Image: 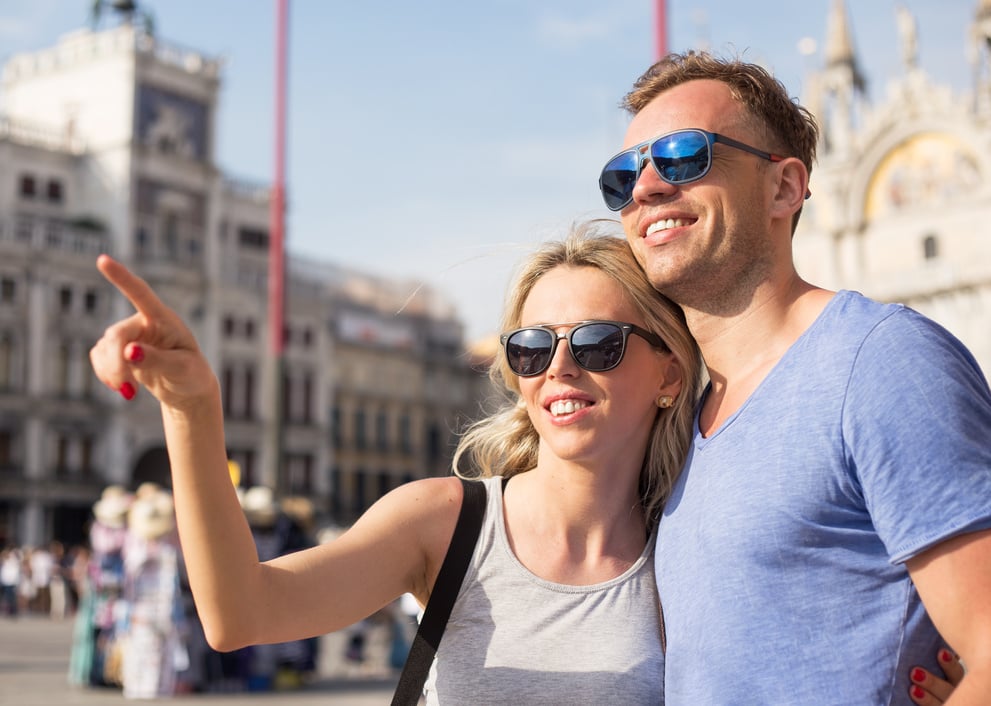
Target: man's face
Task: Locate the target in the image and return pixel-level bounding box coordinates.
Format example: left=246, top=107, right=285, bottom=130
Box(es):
left=616, top=79, right=775, bottom=307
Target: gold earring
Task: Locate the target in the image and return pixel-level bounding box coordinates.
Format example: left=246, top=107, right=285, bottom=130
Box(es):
left=656, top=394, right=674, bottom=409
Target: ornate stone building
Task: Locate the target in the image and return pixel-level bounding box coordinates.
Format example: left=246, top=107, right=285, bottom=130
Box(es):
left=0, top=21, right=487, bottom=548
left=795, top=0, right=991, bottom=376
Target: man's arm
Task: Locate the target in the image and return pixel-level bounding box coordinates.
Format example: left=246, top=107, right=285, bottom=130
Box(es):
left=907, top=528, right=991, bottom=705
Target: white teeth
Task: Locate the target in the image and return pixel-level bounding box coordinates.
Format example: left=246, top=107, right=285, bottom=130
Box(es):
left=549, top=400, right=589, bottom=416
left=646, top=218, right=690, bottom=235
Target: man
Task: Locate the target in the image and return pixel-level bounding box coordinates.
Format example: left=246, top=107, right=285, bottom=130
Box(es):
left=598, top=52, right=991, bottom=704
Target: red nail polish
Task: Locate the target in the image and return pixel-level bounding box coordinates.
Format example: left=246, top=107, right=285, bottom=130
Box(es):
left=127, top=344, right=144, bottom=363
left=911, top=667, right=925, bottom=683
left=119, top=382, right=136, bottom=400
left=911, top=685, right=925, bottom=699
left=940, top=649, right=953, bottom=663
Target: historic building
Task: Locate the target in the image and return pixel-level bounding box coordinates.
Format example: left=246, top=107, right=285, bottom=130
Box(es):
left=795, top=0, right=991, bottom=376
left=0, top=20, right=489, bottom=548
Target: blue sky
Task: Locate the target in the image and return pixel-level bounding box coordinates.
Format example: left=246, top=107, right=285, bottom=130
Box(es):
left=0, top=0, right=980, bottom=342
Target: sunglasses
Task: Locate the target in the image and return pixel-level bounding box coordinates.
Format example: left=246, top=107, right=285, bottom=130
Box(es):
left=500, top=320, right=667, bottom=377
left=599, top=128, right=791, bottom=211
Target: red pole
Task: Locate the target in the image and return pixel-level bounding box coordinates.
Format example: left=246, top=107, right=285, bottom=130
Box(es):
left=265, top=0, right=288, bottom=492
left=655, top=0, right=668, bottom=60
left=269, top=0, right=287, bottom=357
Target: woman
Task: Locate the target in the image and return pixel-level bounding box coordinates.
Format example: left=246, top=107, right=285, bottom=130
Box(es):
left=89, top=222, right=958, bottom=704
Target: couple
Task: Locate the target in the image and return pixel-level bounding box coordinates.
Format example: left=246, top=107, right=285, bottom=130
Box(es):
left=90, top=52, right=989, bottom=704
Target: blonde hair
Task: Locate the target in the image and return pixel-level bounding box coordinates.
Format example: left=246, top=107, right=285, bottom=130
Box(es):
left=453, top=221, right=702, bottom=524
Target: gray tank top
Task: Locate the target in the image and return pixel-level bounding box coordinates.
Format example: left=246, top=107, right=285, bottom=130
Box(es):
left=423, top=476, right=664, bottom=705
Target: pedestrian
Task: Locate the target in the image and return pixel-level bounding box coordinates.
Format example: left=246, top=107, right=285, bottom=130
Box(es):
left=0, top=546, right=21, bottom=617
left=48, top=541, right=69, bottom=620
left=70, top=485, right=131, bottom=687
left=17, top=547, right=36, bottom=614
left=88, top=223, right=958, bottom=704
left=65, top=544, right=90, bottom=617
left=28, top=542, right=55, bottom=615
left=119, top=488, right=189, bottom=699
left=601, top=50, right=991, bottom=704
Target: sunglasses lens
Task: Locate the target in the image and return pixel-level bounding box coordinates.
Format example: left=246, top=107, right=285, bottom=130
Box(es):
left=599, top=151, right=640, bottom=211
left=651, top=130, right=710, bottom=183
left=571, top=323, right=625, bottom=372
left=506, top=328, right=554, bottom=376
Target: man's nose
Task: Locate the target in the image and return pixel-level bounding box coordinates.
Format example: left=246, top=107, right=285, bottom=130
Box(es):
left=631, top=153, right=678, bottom=206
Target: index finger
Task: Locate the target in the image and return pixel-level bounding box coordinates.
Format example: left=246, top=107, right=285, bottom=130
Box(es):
left=96, top=254, right=173, bottom=320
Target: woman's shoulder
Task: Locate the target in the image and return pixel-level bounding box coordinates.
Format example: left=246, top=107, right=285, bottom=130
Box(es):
left=378, top=476, right=465, bottom=543
left=379, top=476, right=477, bottom=601
left=389, top=475, right=465, bottom=509
left=388, top=475, right=495, bottom=507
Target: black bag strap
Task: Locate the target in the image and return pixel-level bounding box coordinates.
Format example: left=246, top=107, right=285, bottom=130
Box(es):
left=391, top=477, right=487, bottom=706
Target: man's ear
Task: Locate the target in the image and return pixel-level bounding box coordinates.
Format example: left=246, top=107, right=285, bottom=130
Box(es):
left=770, top=157, right=809, bottom=221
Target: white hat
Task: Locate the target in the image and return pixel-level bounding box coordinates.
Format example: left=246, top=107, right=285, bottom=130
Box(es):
left=135, top=481, right=163, bottom=500
left=242, top=486, right=278, bottom=528
left=128, top=491, right=176, bottom=540
left=93, top=485, right=133, bottom=528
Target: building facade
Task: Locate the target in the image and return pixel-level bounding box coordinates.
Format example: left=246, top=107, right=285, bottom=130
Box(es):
left=0, top=22, right=489, bottom=548
left=795, top=0, right=991, bottom=376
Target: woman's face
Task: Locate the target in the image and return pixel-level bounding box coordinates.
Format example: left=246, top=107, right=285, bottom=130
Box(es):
left=516, top=265, right=682, bottom=471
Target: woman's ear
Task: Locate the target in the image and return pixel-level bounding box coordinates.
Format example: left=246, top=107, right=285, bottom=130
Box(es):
left=658, top=354, right=683, bottom=400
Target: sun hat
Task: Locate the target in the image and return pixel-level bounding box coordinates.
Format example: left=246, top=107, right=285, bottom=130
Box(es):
left=242, top=486, right=278, bottom=529
left=127, top=491, right=176, bottom=540
left=93, top=485, right=133, bottom=528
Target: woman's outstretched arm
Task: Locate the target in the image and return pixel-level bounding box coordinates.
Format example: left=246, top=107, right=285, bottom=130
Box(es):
left=90, top=255, right=461, bottom=651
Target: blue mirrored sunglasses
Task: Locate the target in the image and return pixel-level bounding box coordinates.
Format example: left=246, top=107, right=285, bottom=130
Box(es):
left=598, top=128, right=804, bottom=211
left=499, top=320, right=667, bottom=377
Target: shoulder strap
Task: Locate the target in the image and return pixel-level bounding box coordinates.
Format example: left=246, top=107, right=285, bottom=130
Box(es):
left=390, top=477, right=487, bottom=706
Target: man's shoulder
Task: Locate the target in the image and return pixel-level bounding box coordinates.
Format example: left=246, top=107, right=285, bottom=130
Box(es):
left=821, top=290, right=952, bottom=342
left=826, top=289, right=901, bottom=319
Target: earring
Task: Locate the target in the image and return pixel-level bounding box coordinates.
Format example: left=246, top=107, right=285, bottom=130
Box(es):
left=656, top=394, right=674, bottom=409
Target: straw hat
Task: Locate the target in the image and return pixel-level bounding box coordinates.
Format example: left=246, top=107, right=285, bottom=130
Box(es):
left=242, top=486, right=278, bottom=529
left=128, top=491, right=176, bottom=540
left=135, top=481, right=162, bottom=500
left=280, top=496, right=315, bottom=531
left=93, top=485, right=133, bottom=528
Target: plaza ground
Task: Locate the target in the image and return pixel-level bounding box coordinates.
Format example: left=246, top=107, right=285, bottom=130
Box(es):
left=0, top=614, right=399, bottom=705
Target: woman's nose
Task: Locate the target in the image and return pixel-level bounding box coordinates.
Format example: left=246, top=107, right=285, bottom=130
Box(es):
left=546, top=334, right=579, bottom=378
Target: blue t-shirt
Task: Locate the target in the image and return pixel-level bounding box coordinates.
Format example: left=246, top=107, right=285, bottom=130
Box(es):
left=655, top=291, right=991, bottom=705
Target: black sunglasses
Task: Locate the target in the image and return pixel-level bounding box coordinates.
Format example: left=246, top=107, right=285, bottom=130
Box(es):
left=500, top=320, right=667, bottom=377
left=599, top=128, right=798, bottom=211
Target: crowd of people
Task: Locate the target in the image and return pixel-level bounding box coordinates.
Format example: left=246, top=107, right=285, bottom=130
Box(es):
left=42, top=481, right=330, bottom=699
left=1, top=539, right=86, bottom=620
left=4, top=481, right=418, bottom=700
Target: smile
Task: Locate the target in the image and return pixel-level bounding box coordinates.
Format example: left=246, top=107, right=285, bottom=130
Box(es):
left=549, top=399, right=590, bottom=416
left=646, top=218, right=692, bottom=236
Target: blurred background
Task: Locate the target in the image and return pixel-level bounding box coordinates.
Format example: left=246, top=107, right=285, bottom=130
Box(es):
left=0, top=0, right=988, bottom=632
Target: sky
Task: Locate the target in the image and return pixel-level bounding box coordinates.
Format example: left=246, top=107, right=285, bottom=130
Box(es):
left=0, top=0, right=983, bottom=343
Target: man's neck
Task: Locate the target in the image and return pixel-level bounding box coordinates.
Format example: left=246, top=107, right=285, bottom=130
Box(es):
left=684, top=277, right=834, bottom=437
